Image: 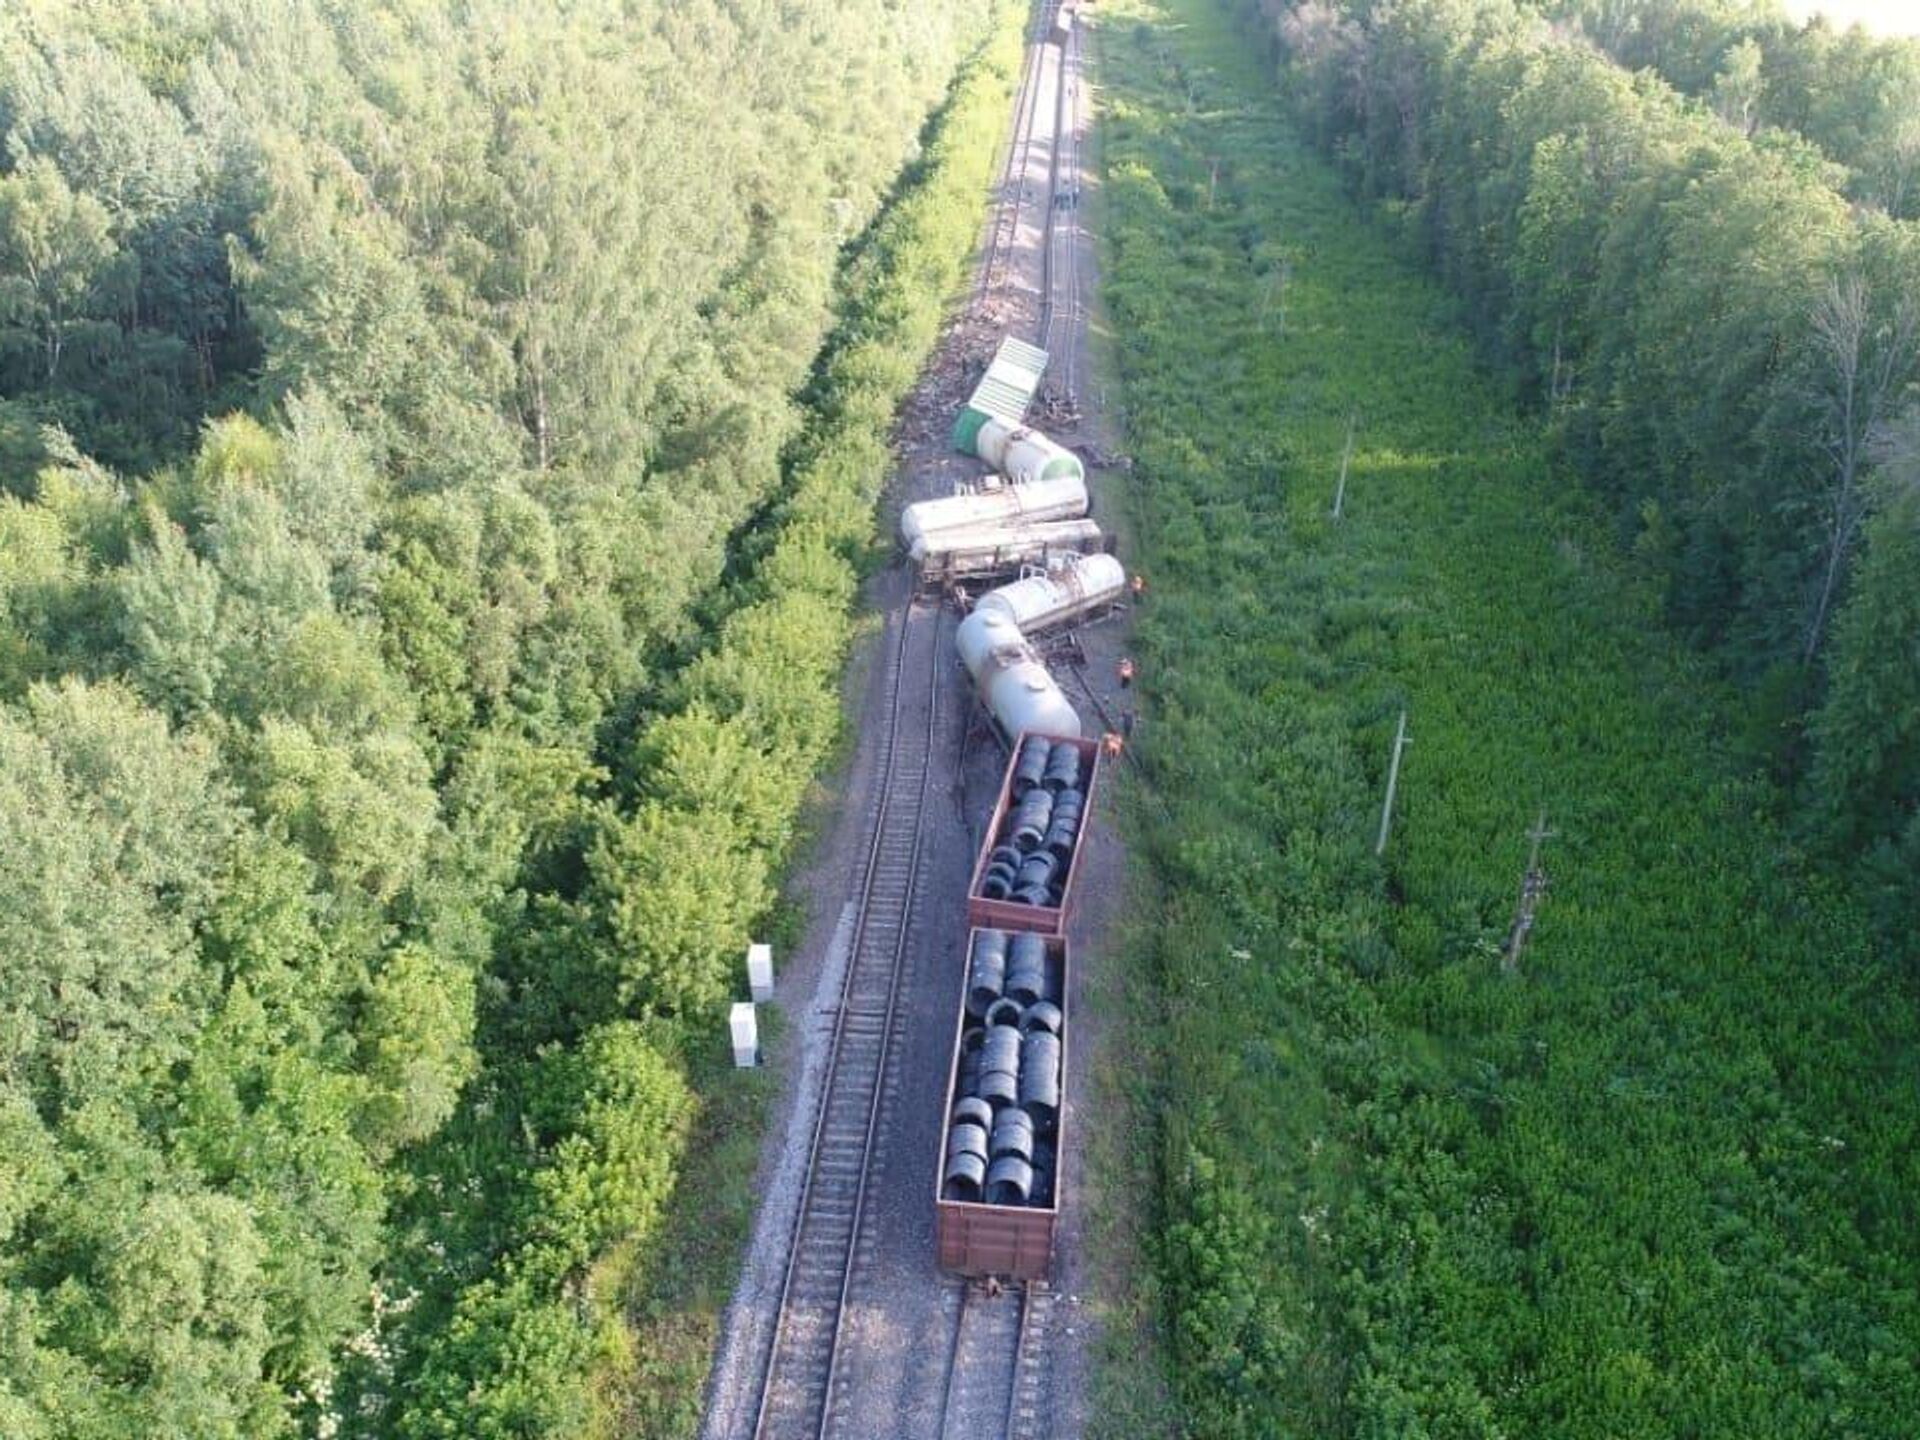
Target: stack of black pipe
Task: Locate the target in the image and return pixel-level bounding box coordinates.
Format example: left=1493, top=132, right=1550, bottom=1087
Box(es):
left=943, top=928, right=1063, bottom=1206
left=976, top=737, right=1085, bottom=909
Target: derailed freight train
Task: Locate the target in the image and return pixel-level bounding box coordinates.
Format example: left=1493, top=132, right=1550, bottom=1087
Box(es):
left=953, top=554, right=1124, bottom=742
left=924, top=340, right=1119, bottom=1280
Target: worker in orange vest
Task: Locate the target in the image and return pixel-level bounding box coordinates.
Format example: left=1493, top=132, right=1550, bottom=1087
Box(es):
left=1118, top=657, right=1135, bottom=688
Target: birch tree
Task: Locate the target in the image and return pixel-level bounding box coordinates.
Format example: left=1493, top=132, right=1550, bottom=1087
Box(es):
left=1802, top=270, right=1917, bottom=663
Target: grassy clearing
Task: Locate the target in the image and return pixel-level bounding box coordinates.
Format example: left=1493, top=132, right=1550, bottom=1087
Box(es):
left=1092, top=1, right=1920, bottom=1435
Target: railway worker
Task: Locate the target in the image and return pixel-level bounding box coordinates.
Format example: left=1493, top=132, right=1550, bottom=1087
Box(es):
left=1129, top=572, right=1146, bottom=602
left=1102, top=730, right=1124, bottom=759
left=1118, top=656, right=1135, bottom=689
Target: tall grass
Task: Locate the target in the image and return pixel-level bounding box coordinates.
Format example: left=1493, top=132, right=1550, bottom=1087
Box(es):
left=1092, top=1, right=1920, bottom=1435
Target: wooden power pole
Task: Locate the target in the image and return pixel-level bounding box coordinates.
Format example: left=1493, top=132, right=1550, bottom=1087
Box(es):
left=1332, top=410, right=1357, bottom=519
left=1375, top=709, right=1410, bottom=856
left=1502, top=809, right=1557, bottom=975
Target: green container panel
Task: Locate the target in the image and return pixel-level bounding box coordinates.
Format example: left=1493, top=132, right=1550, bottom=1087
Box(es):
left=952, top=405, right=991, bottom=455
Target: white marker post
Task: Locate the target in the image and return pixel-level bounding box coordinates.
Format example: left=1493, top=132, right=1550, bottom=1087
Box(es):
left=729, top=1003, right=759, bottom=1069
left=747, top=943, right=774, bottom=1003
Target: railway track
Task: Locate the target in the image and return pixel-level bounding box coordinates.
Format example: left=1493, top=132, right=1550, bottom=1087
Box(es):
left=974, top=4, right=1055, bottom=312
left=1039, top=7, right=1084, bottom=410
left=925, top=6, right=1077, bottom=1435
left=744, top=6, right=1076, bottom=1436
left=936, top=1281, right=1057, bottom=1440
left=748, top=598, right=943, bottom=1440
left=1055, top=13, right=1085, bottom=406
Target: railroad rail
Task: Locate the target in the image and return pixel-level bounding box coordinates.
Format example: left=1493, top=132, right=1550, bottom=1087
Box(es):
left=1055, top=13, right=1085, bottom=407
left=747, top=5, right=1076, bottom=1434
left=1039, top=7, right=1084, bottom=412
left=749, top=598, right=944, bottom=1440
left=975, top=3, right=1060, bottom=314
left=936, top=1281, right=1056, bottom=1440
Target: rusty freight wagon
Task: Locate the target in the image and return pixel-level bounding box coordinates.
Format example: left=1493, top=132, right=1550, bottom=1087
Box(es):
left=935, top=929, right=1069, bottom=1280
left=966, top=732, right=1098, bottom=937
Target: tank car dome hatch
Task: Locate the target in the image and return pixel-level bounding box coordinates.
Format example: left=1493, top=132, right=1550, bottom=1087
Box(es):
left=954, top=607, right=1020, bottom=679
left=981, top=648, right=1081, bottom=739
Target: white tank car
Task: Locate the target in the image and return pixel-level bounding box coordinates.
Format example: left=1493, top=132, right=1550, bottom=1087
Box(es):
left=967, top=553, right=1125, bottom=633
left=957, top=610, right=1082, bottom=739
left=899, top=473, right=1088, bottom=551
left=908, top=517, right=1104, bottom=570
left=973, top=418, right=1085, bottom=487
left=954, top=556, right=1126, bottom=739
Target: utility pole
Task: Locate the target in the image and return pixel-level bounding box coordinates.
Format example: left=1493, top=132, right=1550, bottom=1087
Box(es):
left=1332, top=410, right=1357, bottom=519
left=1502, top=809, right=1557, bottom=975
left=1375, top=709, right=1410, bottom=856
left=1258, top=259, right=1291, bottom=332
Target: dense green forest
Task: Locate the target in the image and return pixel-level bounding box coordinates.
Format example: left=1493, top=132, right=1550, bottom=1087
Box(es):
left=1261, top=0, right=1920, bottom=925
left=1091, top=0, right=1920, bottom=1434
left=1534, top=0, right=1920, bottom=218
left=0, top=1, right=1013, bottom=1435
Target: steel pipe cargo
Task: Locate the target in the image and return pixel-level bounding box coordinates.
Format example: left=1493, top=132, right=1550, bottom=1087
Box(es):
left=1018, top=1031, right=1062, bottom=1125
left=1005, top=957, right=1052, bottom=1008
left=985, top=1155, right=1035, bottom=1206
left=983, top=998, right=1025, bottom=1033
left=981, top=1022, right=1023, bottom=1066
left=1009, top=932, right=1049, bottom=979
left=1009, top=791, right=1054, bottom=851
left=1043, top=742, right=1083, bottom=792
left=951, top=1096, right=994, bottom=1131
left=966, top=932, right=1008, bottom=1015
left=1019, top=1000, right=1063, bottom=1036
left=977, top=1067, right=1018, bottom=1107
left=1016, top=853, right=1059, bottom=890
left=1013, top=737, right=1052, bottom=796
left=944, top=1151, right=986, bottom=1200
left=990, top=1107, right=1036, bottom=1161
left=967, top=735, right=1100, bottom=936
left=938, top=931, right=1072, bottom=1279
